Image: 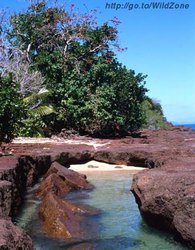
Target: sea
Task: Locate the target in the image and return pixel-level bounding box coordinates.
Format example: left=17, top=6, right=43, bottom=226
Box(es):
left=182, top=124, right=195, bottom=129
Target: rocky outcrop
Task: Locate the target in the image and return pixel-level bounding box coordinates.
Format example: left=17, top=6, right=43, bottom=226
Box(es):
left=0, top=126, right=194, bottom=248
left=131, top=167, right=195, bottom=247
left=0, top=156, right=52, bottom=216
left=94, top=150, right=163, bottom=167
left=0, top=155, right=52, bottom=249
left=39, top=192, right=100, bottom=239
left=0, top=219, right=34, bottom=250
left=0, top=181, right=12, bottom=219
left=173, top=192, right=195, bottom=246
left=36, top=162, right=97, bottom=240
left=43, top=161, right=93, bottom=189
left=0, top=151, right=94, bottom=248
left=36, top=162, right=93, bottom=197
left=35, top=173, right=73, bottom=197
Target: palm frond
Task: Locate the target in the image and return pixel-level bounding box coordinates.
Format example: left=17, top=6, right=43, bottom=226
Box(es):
left=34, top=105, right=54, bottom=116
left=23, top=88, right=50, bottom=105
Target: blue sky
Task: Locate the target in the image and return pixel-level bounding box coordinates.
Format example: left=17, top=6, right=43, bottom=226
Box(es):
left=1, top=0, right=195, bottom=124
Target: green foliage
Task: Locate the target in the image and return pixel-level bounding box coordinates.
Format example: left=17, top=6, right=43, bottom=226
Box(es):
left=51, top=60, right=147, bottom=136
left=19, top=88, right=54, bottom=137
left=0, top=74, right=25, bottom=142
left=18, top=111, right=47, bottom=137
left=1, top=1, right=165, bottom=138
left=141, top=98, right=167, bottom=129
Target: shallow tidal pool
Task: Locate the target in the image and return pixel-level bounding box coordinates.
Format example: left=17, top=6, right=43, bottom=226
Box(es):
left=15, top=170, right=190, bottom=250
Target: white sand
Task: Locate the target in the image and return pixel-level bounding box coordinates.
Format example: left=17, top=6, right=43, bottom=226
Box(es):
left=12, top=137, right=111, bottom=149
left=69, top=160, right=146, bottom=173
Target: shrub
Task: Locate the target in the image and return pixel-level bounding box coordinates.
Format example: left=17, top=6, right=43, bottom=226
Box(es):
left=141, top=98, right=167, bottom=129
left=0, top=74, right=25, bottom=142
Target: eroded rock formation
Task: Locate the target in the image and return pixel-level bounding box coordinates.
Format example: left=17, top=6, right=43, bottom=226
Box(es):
left=36, top=162, right=93, bottom=198
left=39, top=192, right=100, bottom=239
left=0, top=219, right=34, bottom=249
left=36, top=161, right=97, bottom=239
left=43, top=161, right=93, bottom=190
left=0, top=126, right=194, bottom=248
left=132, top=168, right=195, bottom=247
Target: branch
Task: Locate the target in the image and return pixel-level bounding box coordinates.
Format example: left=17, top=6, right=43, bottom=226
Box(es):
left=89, top=44, right=104, bottom=53
left=26, top=42, right=32, bottom=62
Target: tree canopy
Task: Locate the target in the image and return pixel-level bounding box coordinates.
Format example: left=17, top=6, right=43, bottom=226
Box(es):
left=0, top=1, right=166, bottom=141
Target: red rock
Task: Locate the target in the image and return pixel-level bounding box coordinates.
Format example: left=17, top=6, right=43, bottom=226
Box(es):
left=131, top=168, right=195, bottom=247
left=0, top=126, right=194, bottom=248
left=0, top=181, right=12, bottom=219
left=35, top=173, right=79, bottom=198
left=173, top=185, right=195, bottom=246
left=43, top=161, right=93, bottom=190
left=39, top=192, right=100, bottom=239
left=0, top=219, right=34, bottom=249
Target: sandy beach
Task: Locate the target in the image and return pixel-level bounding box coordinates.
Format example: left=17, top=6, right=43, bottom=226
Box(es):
left=69, top=160, right=146, bottom=173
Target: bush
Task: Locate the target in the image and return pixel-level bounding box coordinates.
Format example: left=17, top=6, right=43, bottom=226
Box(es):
left=141, top=98, right=167, bottom=129
left=51, top=61, right=147, bottom=136
left=0, top=74, right=25, bottom=142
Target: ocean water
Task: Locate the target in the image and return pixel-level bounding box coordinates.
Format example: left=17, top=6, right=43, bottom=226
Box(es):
left=15, top=171, right=190, bottom=250
left=182, top=124, right=195, bottom=129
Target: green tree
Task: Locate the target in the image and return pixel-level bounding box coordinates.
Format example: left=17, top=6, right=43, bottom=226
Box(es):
left=6, top=1, right=148, bottom=137
left=51, top=59, right=147, bottom=136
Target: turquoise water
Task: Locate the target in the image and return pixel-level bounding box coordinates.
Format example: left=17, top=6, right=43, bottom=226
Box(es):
left=15, top=171, right=190, bottom=250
